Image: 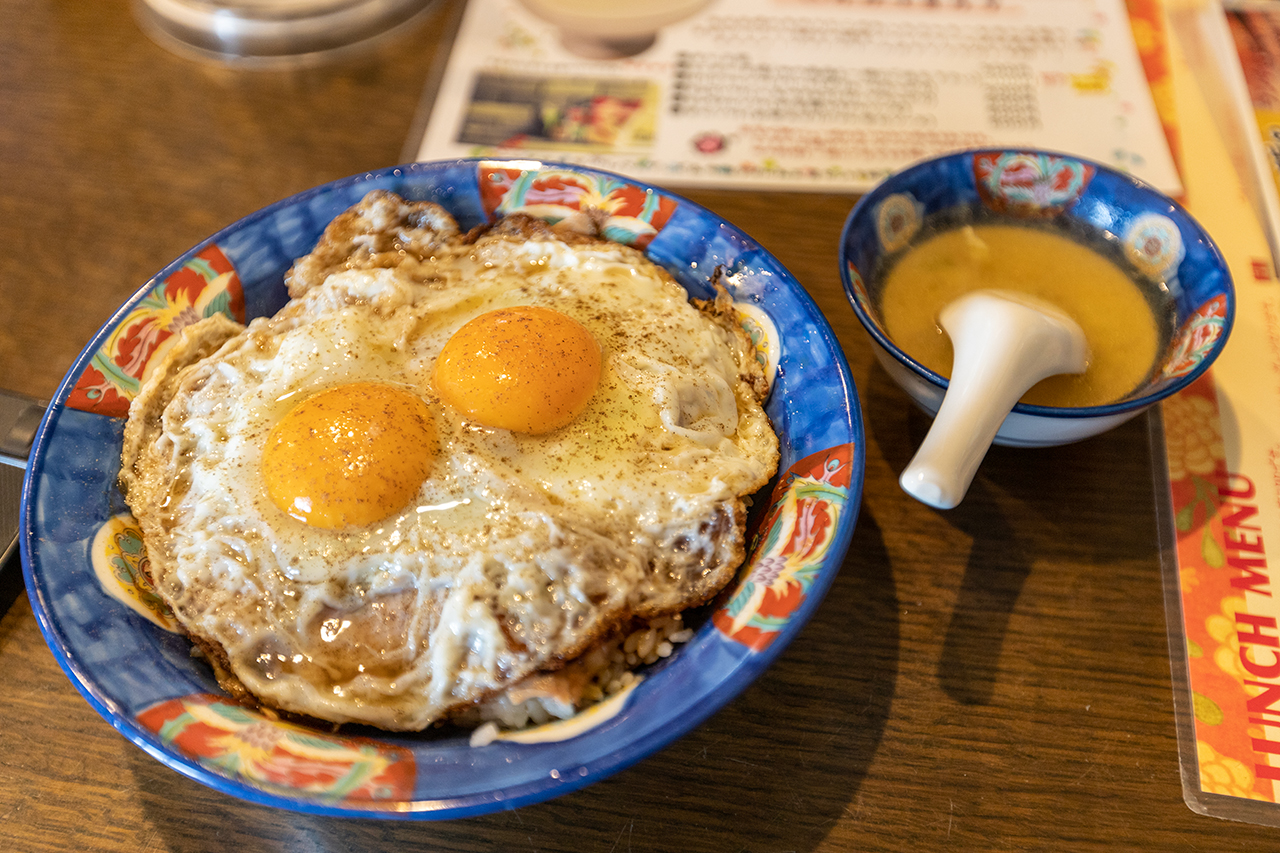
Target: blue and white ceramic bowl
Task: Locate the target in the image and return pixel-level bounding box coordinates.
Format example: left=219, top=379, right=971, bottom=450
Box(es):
left=21, top=160, right=863, bottom=818
left=840, top=148, right=1234, bottom=447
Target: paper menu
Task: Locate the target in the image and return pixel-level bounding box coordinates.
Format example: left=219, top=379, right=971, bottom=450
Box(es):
left=414, top=0, right=1182, bottom=194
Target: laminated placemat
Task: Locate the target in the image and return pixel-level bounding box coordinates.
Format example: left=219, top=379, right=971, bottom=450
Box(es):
left=1155, top=0, right=1280, bottom=826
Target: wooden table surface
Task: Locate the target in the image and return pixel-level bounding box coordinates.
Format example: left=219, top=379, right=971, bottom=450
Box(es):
left=2, top=1, right=1275, bottom=850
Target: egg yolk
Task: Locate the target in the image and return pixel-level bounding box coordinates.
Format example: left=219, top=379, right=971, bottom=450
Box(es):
left=262, top=382, right=436, bottom=530
left=433, top=305, right=602, bottom=434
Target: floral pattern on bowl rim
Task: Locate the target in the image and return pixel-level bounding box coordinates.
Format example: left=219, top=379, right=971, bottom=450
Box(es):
left=136, top=695, right=418, bottom=804
left=972, top=150, right=1094, bottom=216
left=714, top=443, right=856, bottom=651
left=67, top=245, right=244, bottom=418
left=478, top=164, right=678, bottom=249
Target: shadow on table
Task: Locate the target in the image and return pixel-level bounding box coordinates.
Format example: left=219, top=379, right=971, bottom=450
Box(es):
left=874, top=372, right=1158, bottom=707
left=0, top=546, right=26, bottom=621
left=127, top=512, right=900, bottom=853
left=942, top=412, right=1157, bottom=704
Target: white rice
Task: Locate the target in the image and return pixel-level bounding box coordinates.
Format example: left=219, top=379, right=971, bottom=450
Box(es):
left=460, top=613, right=694, bottom=744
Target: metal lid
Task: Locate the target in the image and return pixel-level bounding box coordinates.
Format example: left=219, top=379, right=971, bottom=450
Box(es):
left=133, top=0, right=438, bottom=66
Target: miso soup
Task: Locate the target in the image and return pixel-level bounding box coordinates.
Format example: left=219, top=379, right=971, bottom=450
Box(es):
left=878, top=223, right=1171, bottom=408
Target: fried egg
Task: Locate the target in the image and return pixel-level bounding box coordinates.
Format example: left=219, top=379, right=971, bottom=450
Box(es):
left=120, top=192, right=779, bottom=731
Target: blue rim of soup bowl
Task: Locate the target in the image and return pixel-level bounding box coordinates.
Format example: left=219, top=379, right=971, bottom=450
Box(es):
left=839, top=147, right=1235, bottom=421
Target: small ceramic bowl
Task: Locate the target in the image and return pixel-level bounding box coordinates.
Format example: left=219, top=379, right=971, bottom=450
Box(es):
left=515, top=0, right=712, bottom=58
left=839, top=148, right=1235, bottom=448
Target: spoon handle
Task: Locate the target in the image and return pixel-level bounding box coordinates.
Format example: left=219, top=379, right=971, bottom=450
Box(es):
left=899, top=291, right=1088, bottom=510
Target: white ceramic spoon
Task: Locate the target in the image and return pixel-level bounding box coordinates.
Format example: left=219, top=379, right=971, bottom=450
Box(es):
left=899, top=289, right=1090, bottom=510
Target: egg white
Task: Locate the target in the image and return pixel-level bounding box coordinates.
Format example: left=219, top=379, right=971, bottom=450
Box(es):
left=126, top=227, right=778, bottom=730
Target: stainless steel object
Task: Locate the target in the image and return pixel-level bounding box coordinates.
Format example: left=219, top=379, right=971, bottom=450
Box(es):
left=0, top=390, right=46, bottom=569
